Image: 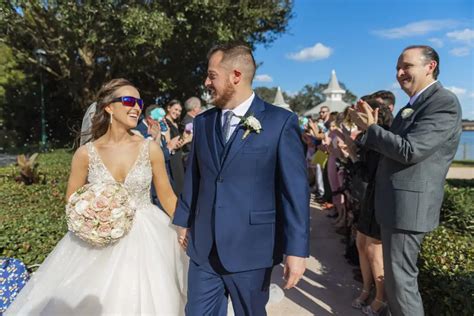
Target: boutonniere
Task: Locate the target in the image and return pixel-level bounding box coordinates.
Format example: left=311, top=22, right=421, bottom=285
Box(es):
left=401, top=108, right=414, bottom=119
left=236, top=114, right=262, bottom=139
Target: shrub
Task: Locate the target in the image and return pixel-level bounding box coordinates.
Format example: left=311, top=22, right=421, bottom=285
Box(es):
left=0, top=150, right=71, bottom=269
left=440, top=185, right=474, bottom=235
left=15, top=153, right=43, bottom=185
left=419, top=226, right=474, bottom=316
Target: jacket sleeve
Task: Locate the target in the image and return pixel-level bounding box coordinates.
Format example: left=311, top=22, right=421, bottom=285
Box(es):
left=172, top=120, right=200, bottom=228
left=363, top=94, right=461, bottom=164
left=277, top=113, right=310, bottom=257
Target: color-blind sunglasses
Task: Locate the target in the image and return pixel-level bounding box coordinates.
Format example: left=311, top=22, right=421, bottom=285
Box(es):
left=111, top=96, right=144, bottom=110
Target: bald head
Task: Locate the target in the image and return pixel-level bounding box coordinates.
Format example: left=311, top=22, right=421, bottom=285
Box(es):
left=207, top=43, right=256, bottom=84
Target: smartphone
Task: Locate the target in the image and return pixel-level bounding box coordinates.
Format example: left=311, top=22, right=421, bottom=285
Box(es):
left=185, top=122, right=193, bottom=133
left=159, top=120, right=168, bottom=132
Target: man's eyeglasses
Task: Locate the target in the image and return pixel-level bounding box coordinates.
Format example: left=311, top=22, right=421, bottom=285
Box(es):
left=111, top=96, right=144, bottom=110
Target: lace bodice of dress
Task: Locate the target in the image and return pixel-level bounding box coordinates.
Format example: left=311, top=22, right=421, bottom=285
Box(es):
left=86, top=140, right=153, bottom=208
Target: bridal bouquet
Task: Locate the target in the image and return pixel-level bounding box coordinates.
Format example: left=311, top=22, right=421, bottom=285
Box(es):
left=65, top=182, right=136, bottom=247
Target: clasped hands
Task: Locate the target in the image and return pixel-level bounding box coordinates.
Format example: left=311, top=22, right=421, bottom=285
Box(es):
left=348, top=99, right=379, bottom=131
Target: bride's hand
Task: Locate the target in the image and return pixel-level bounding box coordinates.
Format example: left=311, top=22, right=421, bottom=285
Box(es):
left=177, top=227, right=188, bottom=250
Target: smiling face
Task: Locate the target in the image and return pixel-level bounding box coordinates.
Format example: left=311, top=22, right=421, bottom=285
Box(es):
left=319, top=107, right=329, bottom=121
left=166, top=103, right=183, bottom=121
left=396, top=48, right=437, bottom=97
left=106, top=85, right=142, bottom=129
left=204, top=51, right=236, bottom=108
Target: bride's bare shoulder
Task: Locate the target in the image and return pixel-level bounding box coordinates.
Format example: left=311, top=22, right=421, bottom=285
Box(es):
left=70, top=144, right=89, bottom=167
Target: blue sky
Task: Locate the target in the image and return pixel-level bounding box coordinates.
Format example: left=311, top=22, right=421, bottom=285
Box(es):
left=252, top=0, right=474, bottom=118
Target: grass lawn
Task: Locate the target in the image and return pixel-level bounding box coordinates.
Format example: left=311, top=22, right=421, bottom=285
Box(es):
left=451, top=160, right=474, bottom=167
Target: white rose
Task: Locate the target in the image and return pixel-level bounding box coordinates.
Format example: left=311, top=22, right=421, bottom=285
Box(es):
left=111, top=207, right=125, bottom=220
left=401, top=108, right=414, bottom=119
left=247, top=116, right=261, bottom=130
left=75, top=200, right=89, bottom=215
left=111, top=228, right=125, bottom=239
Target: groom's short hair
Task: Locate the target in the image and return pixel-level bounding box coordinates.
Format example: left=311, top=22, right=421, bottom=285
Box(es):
left=207, top=42, right=256, bottom=82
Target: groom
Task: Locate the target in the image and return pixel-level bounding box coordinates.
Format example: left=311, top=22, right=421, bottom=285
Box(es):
left=173, top=43, right=310, bottom=315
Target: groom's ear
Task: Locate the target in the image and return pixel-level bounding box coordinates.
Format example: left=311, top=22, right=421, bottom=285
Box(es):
left=232, top=69, right=242, bottom=85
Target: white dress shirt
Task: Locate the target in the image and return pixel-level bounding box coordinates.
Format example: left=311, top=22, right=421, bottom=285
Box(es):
left=409, top=80, right=438, bottom=106
left=221, top=92, right=255, bottom=137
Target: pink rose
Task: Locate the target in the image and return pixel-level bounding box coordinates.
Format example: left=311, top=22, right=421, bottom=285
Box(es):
left=109, top=200, right=120, bottom=209
left=82, top=219, right=95, bottom=232
left=97, top=209, right=112, bottom=222
left=92, top=195, right=109, bottom=210
left=83, top=207, right=97, bottom=219
left=97, top=223, right=112, bottom=237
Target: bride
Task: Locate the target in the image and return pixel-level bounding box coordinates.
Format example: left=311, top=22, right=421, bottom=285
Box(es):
left=6, top=78, right=188, bottom=315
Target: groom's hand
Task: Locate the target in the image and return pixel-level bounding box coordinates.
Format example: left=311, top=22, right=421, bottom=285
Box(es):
left=283, top=255, right=306, bottom=289
left=177, top=227, right=188, bottom=250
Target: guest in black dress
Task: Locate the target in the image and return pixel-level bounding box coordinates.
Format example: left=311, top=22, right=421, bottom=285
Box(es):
left=352, top=98, right=393, bottom=315
left=164, top=100, right=185, bottom=195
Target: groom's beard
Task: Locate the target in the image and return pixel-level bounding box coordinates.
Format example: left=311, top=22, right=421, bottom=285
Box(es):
left=211, top=80, right=235, bottom=109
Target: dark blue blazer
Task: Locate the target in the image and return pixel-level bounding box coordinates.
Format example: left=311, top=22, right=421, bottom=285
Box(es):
left=173, top=96, right=310, bottom=272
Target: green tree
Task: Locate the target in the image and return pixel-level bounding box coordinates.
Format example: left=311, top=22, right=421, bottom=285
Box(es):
left=254, top=86, right=291, bottom=104
left=0, top=0, right=292, bottom=147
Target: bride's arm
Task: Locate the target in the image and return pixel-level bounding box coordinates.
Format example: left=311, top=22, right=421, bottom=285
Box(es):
left=65, top=146, right=89, bottom=201
left=149, top=141, right=177, bottom=217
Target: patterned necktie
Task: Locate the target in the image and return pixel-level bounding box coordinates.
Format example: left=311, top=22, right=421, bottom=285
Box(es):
left=222, top=111, right=234, bottom=143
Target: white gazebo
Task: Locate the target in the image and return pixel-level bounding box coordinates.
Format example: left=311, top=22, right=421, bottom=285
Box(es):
left=304, top=70, right=349, bottom=117
left=273, top=86, right=292, bottom=112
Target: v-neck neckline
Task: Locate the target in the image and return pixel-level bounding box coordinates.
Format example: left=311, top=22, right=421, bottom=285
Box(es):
left=91, top=140, right=146, bottom=184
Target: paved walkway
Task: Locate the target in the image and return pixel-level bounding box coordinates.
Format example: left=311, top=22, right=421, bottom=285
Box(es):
left=266, top=198, right=361, bottom=316
left=447, top=167, right=474, bottom=179
left=0, top=153, right=16, bottom=167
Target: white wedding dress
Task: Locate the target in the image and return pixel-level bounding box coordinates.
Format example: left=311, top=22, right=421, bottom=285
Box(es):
left=6, top=140, right=188, bottom=315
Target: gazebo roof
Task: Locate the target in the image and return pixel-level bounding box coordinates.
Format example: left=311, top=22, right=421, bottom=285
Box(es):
left=304, top=70, right=349, bottom=117
left=323, top=70, right=345, bottom=95
left=273, top=86, right=292, bottom=111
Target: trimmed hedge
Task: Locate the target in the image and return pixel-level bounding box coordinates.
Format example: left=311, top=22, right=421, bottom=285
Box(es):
left=419, top=179, right=474, bottom=316
left=0, top=150, right=71, bottom=268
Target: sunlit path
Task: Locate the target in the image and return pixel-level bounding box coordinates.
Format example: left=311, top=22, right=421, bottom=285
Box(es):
left=266, top=197, right=361, bottom=316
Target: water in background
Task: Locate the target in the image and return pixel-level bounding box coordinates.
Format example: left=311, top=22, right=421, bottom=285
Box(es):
left=456, top=131, right=474, bottom=160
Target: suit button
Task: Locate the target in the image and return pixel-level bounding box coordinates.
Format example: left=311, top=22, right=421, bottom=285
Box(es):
left=217, top=177, right=223, bottom=182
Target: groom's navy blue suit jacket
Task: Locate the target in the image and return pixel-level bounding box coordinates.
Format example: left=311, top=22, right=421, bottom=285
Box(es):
left=173, top=96, right=310, bottom=272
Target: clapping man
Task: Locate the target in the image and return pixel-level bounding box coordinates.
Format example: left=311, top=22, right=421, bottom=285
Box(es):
left=349, top=45, right=462, bottom=316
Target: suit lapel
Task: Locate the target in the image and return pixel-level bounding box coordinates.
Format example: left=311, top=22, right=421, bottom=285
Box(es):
left=410, top=81, right=441, bottom=111
left=205, top=109, right=220, bottom=171
left=220, top=96, right=266, bottom=173
left=391, top=82, right=442, bottom=133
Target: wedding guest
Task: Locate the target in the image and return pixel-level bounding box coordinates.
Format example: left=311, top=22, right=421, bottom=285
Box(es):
left=349, top=45, right=462, bottom=316
left=318, top=105, right=331, bottom=129
left=182, top=97, right=202, bottom=163
left=372, top=90, right=396, bottom=112
left=182, top=96, right=202, bottom=126
left=352, top=98, right=393, bottom=315
left=165, top=99, right=192, bottom=195
left=135, top=104, right=182, bottom=208
left=321, top=113, right=347, bottom=224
